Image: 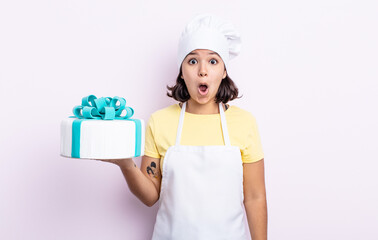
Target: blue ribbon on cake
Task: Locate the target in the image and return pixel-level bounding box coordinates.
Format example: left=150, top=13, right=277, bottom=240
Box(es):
left=70, top=95, right=142, bottom=158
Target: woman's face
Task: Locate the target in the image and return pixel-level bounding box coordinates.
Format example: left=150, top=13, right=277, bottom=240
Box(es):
left=181, top=49, right=227, bottom=105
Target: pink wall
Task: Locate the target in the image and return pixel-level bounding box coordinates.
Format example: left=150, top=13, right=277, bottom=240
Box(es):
left=1, top=1, right=378, bottom=239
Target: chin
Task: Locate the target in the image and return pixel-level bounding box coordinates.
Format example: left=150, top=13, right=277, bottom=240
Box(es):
left=194, top=98, right=214, bottom=105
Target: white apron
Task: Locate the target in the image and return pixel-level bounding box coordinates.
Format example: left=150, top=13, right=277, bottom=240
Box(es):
left=151, top=101, right=248, bottom=240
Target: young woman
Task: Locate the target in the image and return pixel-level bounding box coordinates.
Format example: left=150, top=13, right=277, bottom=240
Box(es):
left=102, top=14, right=267, bottom=240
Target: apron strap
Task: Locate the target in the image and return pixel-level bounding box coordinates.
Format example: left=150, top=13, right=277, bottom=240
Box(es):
left=219, top=102, right=231, bottom=146
left=175, top=101, right=231, bottom=146
left=175, top=101, right=187, bottom=145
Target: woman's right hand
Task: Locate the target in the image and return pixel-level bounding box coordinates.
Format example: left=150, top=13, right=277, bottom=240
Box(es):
left=94, top=158, right=135, bottom=169
left=94, top=155, right=162, bottom=207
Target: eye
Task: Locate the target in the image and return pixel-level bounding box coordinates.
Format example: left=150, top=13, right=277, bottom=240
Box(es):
left=210, top=59, right=218, bottom=64
left=188, top=58, right=198, bottom=64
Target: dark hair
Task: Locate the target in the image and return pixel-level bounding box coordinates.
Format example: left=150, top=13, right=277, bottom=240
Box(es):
left=166, top=68, right=242, bottom=104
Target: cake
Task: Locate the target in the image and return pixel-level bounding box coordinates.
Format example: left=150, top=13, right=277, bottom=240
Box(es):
left=60, top=95, right=145, bottom=159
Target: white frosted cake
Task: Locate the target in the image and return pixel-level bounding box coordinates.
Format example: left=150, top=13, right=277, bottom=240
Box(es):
left=60, top=95, right=145, bottom=159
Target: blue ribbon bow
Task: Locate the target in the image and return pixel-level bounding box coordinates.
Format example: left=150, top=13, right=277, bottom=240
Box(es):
left=70, top=95, right=142, bottom=158
left=72, top=95, right=134, bottom=120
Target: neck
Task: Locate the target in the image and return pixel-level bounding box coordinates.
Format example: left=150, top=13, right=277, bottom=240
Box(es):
left=184, top=99, right=224, bottom=114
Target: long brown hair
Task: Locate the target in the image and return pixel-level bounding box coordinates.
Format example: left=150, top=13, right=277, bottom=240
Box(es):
left=166, top=68, right=242, bottom=104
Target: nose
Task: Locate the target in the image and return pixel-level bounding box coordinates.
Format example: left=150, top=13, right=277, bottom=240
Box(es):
left=198, top=64, right=208, bottom=77
left=199, top=72, right=207, bottom=77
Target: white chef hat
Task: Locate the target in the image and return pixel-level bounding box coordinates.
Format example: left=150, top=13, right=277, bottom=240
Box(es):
left=177, top=13, right=241, bottom=71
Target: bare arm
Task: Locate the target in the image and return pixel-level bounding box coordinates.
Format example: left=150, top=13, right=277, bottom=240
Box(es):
left=243, top=158, right=267, bottom=240
left=99, top=155, right=162, bottom=207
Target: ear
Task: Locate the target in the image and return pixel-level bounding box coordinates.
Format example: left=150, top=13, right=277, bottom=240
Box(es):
left=223, top=69, right=227, bottom=79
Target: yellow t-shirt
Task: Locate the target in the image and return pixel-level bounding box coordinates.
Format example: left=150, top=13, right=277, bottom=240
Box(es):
left=144, top=103, right=264, bottom=173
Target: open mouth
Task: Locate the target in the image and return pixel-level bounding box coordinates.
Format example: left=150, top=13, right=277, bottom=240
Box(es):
left=198, top=83, right=209, bottom=95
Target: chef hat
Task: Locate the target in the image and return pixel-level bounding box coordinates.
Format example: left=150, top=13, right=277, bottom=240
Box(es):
left=177, top=13, right=241, bottom=71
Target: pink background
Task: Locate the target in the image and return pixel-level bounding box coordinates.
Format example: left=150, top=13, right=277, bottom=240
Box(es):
left=1, top=1, right=377, bottom=239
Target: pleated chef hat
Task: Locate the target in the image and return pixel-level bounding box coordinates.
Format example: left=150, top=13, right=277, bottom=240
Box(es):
left=177, top=13, right=241, bottom=71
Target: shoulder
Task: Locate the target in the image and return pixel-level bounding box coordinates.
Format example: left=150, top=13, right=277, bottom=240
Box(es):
left=228, top=105, right=257, bottom=123
left=147, top=104, right=180, bottom=129
left=150, top=104, right=180, bottom=120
